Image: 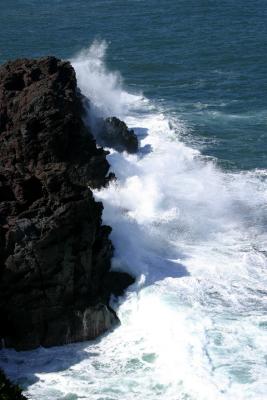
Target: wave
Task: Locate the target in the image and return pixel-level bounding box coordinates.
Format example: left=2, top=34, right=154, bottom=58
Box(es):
left=1, top=40, right=266, bottom=400
left=71, top=40, right=140, bottom=120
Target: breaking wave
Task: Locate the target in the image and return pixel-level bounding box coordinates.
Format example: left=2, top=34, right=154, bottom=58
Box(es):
left=1, top=40, right=267, bottom=400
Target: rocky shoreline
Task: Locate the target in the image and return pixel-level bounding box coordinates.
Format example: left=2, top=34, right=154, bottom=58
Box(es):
left=0, top=56, right=135, bottom=353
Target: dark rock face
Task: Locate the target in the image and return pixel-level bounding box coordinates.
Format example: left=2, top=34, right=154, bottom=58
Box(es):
left=0, top=57, right=133, bottom=350
left=99, top=117, right=138, bottom=154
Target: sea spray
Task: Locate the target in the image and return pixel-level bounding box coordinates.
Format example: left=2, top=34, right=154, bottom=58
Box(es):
left=72, top=40, right=139, bottom=120
left=0, top=41, right=266, bottom=400
left=75, top=41, right=267, bottom=399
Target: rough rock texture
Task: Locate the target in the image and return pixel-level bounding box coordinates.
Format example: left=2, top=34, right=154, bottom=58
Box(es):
left=0, top=57, right=134, bottom=350
left=99, top=116, right=138, bottom=153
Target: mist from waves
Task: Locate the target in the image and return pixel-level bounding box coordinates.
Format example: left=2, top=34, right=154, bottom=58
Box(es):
left=1, top=41, right=267, bottom=400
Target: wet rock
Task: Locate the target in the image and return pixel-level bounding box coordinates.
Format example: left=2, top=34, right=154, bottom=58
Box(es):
left=99, top=116, right=138, bottom=153
left=0, top=57, right=133, bottom=350
left=103, top=271, right=135, bottom=298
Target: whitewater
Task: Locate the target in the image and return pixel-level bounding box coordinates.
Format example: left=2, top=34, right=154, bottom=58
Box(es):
left=0, top=41, right=266, bottom=400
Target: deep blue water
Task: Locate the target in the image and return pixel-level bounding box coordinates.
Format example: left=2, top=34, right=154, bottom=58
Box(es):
left=1, top=2, right=267, bottom=400
left=0, top=0, right=266, bottom=170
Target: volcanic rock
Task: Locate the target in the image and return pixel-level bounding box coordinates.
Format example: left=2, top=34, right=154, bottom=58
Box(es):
left=99, top=116, right=138, bottom=153
left=0, top=56, right=133, bottom=350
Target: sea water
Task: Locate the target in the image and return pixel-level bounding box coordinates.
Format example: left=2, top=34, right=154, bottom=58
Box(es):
left=0, top=1, right=266, bottom=399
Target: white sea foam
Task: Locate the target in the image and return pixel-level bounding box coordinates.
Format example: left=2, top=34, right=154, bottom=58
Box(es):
left=71, top=40, right=139, bottom=121
left=1, top=41, right=266, bottom=400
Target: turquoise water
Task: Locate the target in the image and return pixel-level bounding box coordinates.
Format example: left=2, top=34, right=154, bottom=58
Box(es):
left=0, top=0, right=266, bottom=169
left=0, top=2, right=267, bottom=400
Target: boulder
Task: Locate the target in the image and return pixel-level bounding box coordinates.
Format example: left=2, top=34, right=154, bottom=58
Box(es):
left=99, top=116, right=138, bottom=153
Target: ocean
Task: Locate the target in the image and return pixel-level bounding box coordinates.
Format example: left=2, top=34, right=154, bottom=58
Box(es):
left=0, top=1, right=266, bottom=399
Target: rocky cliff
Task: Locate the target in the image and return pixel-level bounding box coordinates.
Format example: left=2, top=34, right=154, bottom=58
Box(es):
left=0, top=56, right=134, bottom=350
